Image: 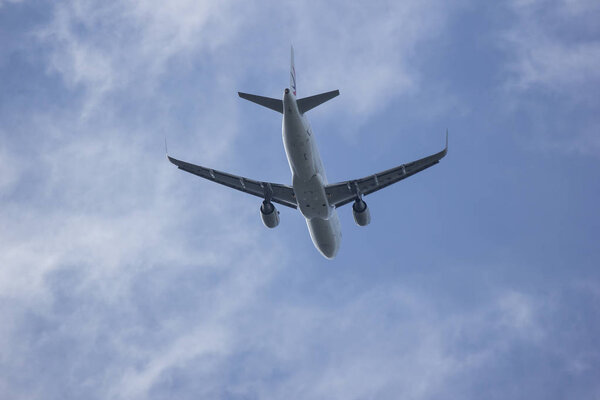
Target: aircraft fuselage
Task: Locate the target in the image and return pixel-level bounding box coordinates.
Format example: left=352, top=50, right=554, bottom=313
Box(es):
left=282, top=89, right=341, bottom=258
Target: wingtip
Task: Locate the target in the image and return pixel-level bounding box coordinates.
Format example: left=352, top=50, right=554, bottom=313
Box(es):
left=165, top=137, right=177, bottom=164
left=445, top=129, right=448, bottom=150
left=166, top=153, right=178, bottom=166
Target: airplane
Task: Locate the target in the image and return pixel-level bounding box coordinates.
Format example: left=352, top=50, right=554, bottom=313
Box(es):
left=167, top=47, right=447, bottom=259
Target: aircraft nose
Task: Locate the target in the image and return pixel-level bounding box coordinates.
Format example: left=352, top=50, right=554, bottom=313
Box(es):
left=285, top=88, right=290, bottom=94
left=318, top=242, right=339, bottom=259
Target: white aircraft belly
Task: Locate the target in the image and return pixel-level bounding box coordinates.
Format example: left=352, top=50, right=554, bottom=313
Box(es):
left=292, top=173, right=330, bottom=219
left=282, top=112, right=314, bottom=179
left=306, top=212, right=341, bottom=259
left=282, top=94, right=341, bottom=257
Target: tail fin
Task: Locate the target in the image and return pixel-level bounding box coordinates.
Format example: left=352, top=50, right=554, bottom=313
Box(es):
left=290, top=45, right=297, bottom=96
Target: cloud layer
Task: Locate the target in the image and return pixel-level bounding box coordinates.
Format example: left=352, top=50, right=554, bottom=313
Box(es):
left=1, top=0, right=599, bottom=399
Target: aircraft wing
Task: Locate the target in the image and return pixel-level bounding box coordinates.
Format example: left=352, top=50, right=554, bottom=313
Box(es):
left=325, top=135, right=448, bottom=208
left=168, top=156, right=298, bottom=209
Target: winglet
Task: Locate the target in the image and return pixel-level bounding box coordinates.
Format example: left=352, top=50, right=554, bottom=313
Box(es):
left=165, top=137, right=178, bottom=166
left=445, top=129, right=448, bottom=150
left=437, top=129, right=448, bottom=158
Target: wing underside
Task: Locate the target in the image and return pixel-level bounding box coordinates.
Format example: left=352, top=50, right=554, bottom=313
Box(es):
left=168, top=156, right=297, bottom=209
left=325, top=137, right=448, bottom=208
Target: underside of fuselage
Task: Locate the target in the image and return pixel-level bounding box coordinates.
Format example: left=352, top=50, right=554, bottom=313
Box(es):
left=306, top=215, right=341, bottom=259
left=282, top=89, right=341, bottom=258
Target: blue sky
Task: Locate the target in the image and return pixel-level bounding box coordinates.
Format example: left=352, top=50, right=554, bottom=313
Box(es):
left=1, top=0, right=599, bottom=399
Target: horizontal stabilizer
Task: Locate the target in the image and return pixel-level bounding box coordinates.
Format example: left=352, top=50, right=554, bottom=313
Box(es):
left=238, top=92, right=283, bottom=113
left=297, top=90, right=339, bottom=114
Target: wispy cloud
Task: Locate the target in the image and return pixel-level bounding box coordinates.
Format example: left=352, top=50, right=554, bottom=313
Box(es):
left=37, top=1, right=244, bottom=116
left=1, top=3, right=285, bottom=398
left=287, top=1, right=452, bottom=115
left=2, top=1, right=599, bottom=399
left=502, top=0, right=600, bottom=93
left=37, top=0, right=459, bottom=133
left=497, top=0, right=600, bottom=156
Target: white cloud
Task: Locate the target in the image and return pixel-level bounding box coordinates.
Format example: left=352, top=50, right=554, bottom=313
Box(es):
left=38, top=0, right=244, bottom=115
left=504, top=33, right=600, bottom=93
left=37, top=0, right=458, bottom=130
left=284, top=1, right=454, bottom=122
left=502, top=0, right=600, bottom=93
left=0, top=118, right=286, bottom=397
left=1, top=4, right=285, bottom=391
left=4, top=1, right=599, bottom=398
left=499, top=0, right=600, bottom=156
left=496, top=290, right=543, bottom=341
left=214, top=286, right=553, bottom=399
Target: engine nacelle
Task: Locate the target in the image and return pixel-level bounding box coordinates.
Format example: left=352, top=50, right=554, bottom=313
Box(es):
left=352, top=199, right=371, bottom=226
left=260, top=200, right=280, bottom=228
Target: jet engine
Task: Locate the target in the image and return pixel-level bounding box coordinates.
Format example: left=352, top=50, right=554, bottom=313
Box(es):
left=260, top=200, right=280, bottom=228
left=352, top=198, right=371, bottom=226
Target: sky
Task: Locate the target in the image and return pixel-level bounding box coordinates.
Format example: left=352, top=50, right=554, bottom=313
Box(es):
left=1, top=0, right=599, bottom=399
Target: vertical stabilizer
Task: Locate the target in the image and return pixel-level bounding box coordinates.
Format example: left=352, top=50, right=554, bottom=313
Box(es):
left=290, top=46, right=296, bottom=96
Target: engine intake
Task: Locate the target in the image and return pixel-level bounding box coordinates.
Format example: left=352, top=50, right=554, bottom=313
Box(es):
left=352, top=199, right=371, bottom=226
left=260, top=200, right=280, bottom=228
